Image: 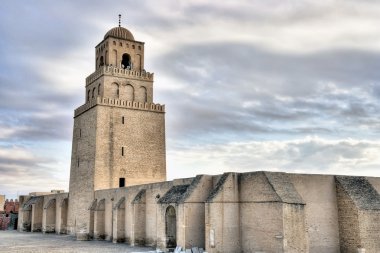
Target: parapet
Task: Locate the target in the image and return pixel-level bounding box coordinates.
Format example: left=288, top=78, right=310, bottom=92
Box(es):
left=86, top=65, right=154, bottom=86
left=74, top=96, right=165, bottom=117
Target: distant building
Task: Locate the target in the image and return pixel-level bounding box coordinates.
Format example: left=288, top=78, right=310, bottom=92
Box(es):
left=0, top=195, right=4, bottom=212
left=17, top=21, right=380, bottom=253
left=0, top=197, right=19, bottom=230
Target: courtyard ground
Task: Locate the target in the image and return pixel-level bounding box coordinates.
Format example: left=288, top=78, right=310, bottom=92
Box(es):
left=0, top=230, right=156, bottom=253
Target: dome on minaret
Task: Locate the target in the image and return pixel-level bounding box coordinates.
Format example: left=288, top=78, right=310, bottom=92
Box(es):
left=104, top=26, right=134, bottom=41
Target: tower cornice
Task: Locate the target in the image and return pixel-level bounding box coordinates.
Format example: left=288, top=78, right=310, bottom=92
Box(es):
left=74, top=96, right=164, bottom=118
left=86, top=66, right=154, bottom=87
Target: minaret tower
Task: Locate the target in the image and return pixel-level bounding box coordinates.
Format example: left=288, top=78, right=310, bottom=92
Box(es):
left=67, top=17, right=166, bottom=237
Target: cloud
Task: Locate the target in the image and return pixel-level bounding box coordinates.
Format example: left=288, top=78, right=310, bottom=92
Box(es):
left=0, top=145, right=69, bottom=199
left=168, top=137, right=380, bottom=179
left=155, top=43, right=380, bottom=143
left=1, top=0, right=380, bottom=199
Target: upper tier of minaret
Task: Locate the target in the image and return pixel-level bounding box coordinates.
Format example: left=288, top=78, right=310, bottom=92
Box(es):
left=95, top=25, right=145, bottom=72
left=83, top=21, right=157, bottom=106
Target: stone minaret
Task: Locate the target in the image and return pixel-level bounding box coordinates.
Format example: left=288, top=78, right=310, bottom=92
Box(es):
left=67, top=22, right=166, bottom=238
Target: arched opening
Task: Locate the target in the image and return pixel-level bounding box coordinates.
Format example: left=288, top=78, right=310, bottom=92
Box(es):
left=98, top=84, right=101, bottom=95
left=87, top=90, right=91, bottom=102
left=105, top=50, right=108, bottom=65
left=138, top=86, right=147, bottom=103
left=165, top=205, right=177, bottom=249
left=60, top=198, right=68, bottom=234
left=115, top=197, right=125, bottom=242
left=136, top=54, right=142, bottom=72
left=22, top=208, right=32, bottom=232
left=88, top=199, right=97, bottom=239
left=121, top=53, right=131, bottom=69
left=95, top=199, right=105, bottom=240
left=45, top=199, right=56, bottom=233
left=125, top=84, right=134, bottom=101
left=99, top=56, right=104, bottom=67
left=110, top=83, right=119, bottom=99
left=92, top=87, right=96, bottom=99
left=113, top=49, right=117, bottom=66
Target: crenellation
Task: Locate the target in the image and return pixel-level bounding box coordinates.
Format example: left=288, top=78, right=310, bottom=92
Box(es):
left=86, top=66, right=153, bottom=86
left=74, top=96, right=164, bottom=117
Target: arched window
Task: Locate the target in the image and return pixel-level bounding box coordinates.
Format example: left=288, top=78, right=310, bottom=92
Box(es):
left=99, top=56, right=104, bottom=67
left=98, top=84, right=101, bottom=95
left=105, top=51, right=108, bottom=65
left=139, top=86, right=147, bottom=102
left=121, top=53, right=131, bottom=69
left=87, top=90, right=91, bottom=102
left=111, top=83, right=119, bottom=99
left=125, top=84, right=134, bottom=101
left=136, top=54, right=142, bottom=72
left=92, top=88, right=96, bottom=98
left=113, top=49, right=117, bottom=66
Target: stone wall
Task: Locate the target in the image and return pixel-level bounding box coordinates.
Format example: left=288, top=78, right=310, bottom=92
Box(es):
left=67, top=106, right=97, bottom=237
left=290, top=174, right=340, bottom=253
left=206, top=173, right=241, bottom=253
left=283, top=204, right=307, bottom=253
left=336, top=176, right=380, bottom=253
left=94, top=105, right=166, bottom=190
left=17, top=170, right=380, bottom=253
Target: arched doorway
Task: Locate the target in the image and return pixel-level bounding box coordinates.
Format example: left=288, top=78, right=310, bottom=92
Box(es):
left=60, top=198, right=68, bottom=234
left=88, top=199, right=97, bottom=239
left=165, top=205, right=176, bottom=248
left=95, top=199, right=105, bottom=240
left=115, top=197, right=125, bottom=242
left=45, top=199, right=56, bottom=233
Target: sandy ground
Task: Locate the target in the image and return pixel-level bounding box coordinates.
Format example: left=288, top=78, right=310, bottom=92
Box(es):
left=0, top=230, right=156, bottom=253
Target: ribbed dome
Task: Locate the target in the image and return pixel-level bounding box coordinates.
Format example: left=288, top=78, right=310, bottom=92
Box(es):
left=104, top=26, right=134, bottom=41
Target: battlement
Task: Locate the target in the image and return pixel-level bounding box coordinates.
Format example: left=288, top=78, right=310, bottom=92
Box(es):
left=74, top=96, right=165, bottom=117
left=85, top=66, right=154, bottom=86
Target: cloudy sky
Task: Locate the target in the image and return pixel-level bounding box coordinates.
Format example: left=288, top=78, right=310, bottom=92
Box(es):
left=1, top=0, right=380, bottom=199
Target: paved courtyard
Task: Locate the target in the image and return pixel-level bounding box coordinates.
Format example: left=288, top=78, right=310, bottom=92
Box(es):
left=0, top=231, right=156, bottom=253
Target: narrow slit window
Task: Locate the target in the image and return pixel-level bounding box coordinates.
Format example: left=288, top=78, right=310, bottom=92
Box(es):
left=79, top=129, right=81, bottom=138
left=122, top=116, right=125, bottom=124
left=122, top=147, right=124, bottom=156
left=77, top=158, right=79, bottom=167
left=119, top=178, right=125, bottom=187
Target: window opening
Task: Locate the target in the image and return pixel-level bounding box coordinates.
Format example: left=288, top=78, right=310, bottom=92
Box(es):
left=99, top=56, right=104, bottom=67
left=121, top=53, right=131, bottom=69
left=119, top=178, right=125, bottom=187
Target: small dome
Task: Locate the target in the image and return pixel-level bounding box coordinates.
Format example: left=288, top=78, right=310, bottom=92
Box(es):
left=104, top=26, right=134, bottom=41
